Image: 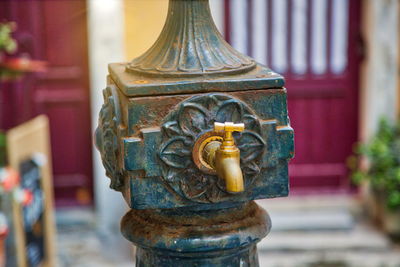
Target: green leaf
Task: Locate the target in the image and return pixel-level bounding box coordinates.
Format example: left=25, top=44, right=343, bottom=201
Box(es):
left=387, top=191, right=400, bottom=210
left=350, top=117, right=400, bottom=209
left=0, top=22, right=17, bottom=54
left=0, top=132, right=6, bottom=167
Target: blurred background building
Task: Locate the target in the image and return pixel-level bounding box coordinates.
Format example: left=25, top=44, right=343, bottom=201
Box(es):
left=0, top=0, right=399, bottom=266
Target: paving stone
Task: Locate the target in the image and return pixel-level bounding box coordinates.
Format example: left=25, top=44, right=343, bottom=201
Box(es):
left=258, top=250, right=400, bottom=267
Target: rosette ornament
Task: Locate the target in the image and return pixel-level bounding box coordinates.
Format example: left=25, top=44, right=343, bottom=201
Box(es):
left=158, top=94, right=265, bottom=203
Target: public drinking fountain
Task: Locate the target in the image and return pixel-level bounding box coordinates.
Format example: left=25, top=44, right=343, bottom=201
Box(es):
left=95, top=0, right=294, bottom=265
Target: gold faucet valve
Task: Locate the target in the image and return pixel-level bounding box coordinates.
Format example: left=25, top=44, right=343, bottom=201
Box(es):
left=212, top=122, right=245, bottom=193
left=214, top=122, right=245, bottom=150
left=193, top=122, right=246, bottom=193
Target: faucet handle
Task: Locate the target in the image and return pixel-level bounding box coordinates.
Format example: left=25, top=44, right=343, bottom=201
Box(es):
left=214, top=122, right=244, bottom=133
left=214, top=122, right=245, bottom=148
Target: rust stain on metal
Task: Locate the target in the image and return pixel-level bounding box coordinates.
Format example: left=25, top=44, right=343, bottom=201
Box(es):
left=121, top=201, right=270, bottom=243
left=133, top=80, right=149, bottom=84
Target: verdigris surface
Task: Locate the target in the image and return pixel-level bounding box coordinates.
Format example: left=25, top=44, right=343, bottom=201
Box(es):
left=95, top=0, right=294, bottom=266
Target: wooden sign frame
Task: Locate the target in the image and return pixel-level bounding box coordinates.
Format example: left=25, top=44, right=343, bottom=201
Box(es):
left=6, top=115, right=56, bottom=267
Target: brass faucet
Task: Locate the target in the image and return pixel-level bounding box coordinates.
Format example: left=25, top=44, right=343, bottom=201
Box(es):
left=202, top=122, right=245, bottom=193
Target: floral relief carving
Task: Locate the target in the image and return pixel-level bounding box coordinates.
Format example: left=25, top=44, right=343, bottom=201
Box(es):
left=159, top=94, right=265, bottom=203
left=95, top=87, right=124, bottom=192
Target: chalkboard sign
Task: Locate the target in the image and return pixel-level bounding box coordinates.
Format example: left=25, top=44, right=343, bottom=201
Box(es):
left=5, top=116, right=56, bottom=267
left=19, top=159, right=45, bottom=267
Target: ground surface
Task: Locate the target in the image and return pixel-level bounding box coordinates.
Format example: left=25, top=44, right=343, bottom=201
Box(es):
left=56, top=195, right=400, bottom=267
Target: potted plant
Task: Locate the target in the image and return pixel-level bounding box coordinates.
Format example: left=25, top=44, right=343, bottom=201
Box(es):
left=351, top=119, right=400, bottom=238
left=0, top=21, right=46, bottom=81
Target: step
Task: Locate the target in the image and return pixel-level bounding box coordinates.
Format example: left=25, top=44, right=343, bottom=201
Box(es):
left=258, top=224, right=390, bottom=252
left=256, top=195, right=358, bottom=232
left=256, top=195, right=391, bottom=252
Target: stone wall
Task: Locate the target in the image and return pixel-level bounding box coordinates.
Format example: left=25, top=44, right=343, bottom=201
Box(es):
left=360, top=0, right=399, bottom=141
left=87, top=0, right=131, bottom=257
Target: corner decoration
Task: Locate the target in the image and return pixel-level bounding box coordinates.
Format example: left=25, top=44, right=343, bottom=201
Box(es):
left=95, top=86, right=125, bottom=191
left=159, top=93, right=265, bottom=203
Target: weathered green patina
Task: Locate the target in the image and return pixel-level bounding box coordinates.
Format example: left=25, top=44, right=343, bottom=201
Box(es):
left=95, top=0, right=294, bottom=265
left=121, top=90, right=292, bottom=209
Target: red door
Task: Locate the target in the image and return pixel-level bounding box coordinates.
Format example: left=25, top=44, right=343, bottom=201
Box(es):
left=224, top=0, right=362, bottom=192
left=0, top=1, right=93, bottom=206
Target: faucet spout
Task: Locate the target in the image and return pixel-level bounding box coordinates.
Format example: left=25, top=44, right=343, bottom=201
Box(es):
left=200, top=122, right=245, bottom=193
left=215, top=148, right=244, bottom=193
